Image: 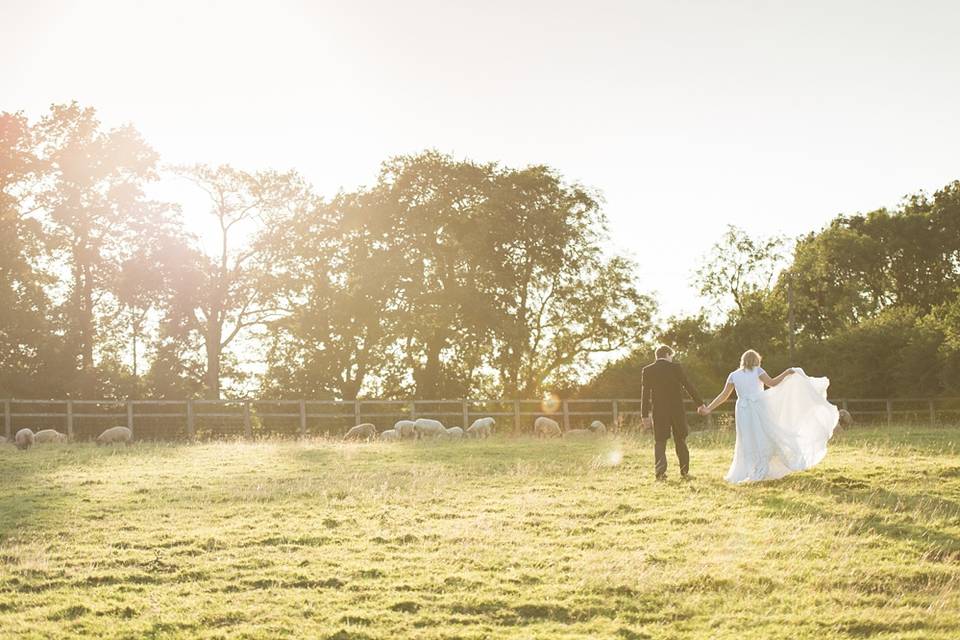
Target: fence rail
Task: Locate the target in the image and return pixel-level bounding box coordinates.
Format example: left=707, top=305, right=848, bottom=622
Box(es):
left=2, top=397, right=958, bottom=441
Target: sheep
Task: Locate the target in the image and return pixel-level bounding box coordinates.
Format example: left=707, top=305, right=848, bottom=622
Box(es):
left=413, top=418, right=447, bottom=439
left=34, top=429, right=68, bottom=444
left=343, top=423, right=377, bottom=442
left=533, top=416, right=562, bottom=438
left=393, top=420, right=417, bottom=439
left=379, top=429, right=399, bottom=442
left=445, top=426, right=464, bottom=440
left=837, top=409, right=854, bottom=428
left=96, top=426, right=132, bottom=446
left=466, top=417, right=494, bottom=439
left=14, top=428, right=34, bottom=450
left=565, top=420, right=608, bottom=439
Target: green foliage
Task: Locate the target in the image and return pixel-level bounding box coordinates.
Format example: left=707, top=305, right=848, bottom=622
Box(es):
left=3, top=101, right=959, bottom=402
left=259, top=151, right=654, bottom=399
left=586, top=181, right=960, bottom=400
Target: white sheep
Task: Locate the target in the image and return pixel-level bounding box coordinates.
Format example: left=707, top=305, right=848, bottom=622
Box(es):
left=534, top=416, right=562, bottom=438
left=343, top=423, right=377, bottom=442
left=466, top=417, right=494, bottom=439
left=445, top=426, right=464, bottom=440
left=837, top=409, right=854, bottom=428
left=96, top=426, right=132, bottom=445
left=34, top=429, right=68, bottom=444
left=379, top=429, right=399, bottom=442
left=589, top=420, right=607, bottom=435
left=413, top=418, right=447, bottom=439
left=14, top=428, right=34, bottom=450
left=393, top=420, right=417, bottom=439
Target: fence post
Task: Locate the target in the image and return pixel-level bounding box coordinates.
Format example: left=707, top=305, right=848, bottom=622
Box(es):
left=562, top=400, right=570, bottom=432
left=3, top=400, right=10, bottom=440
left=126, top=400, right=134, bottom=438
left=354, top=399, right=361, bottom=425
left=186, top=400, right=195, bottom=440
left=299, top=400, right=307, bottom=437
left=410, top=401, right=417, bottom=420
left=841, top=399, right=849, bottom=412
left=886, top=399, right=893, bottom=425
left=707, top=412, right=714, bottom=429
left=66, top=400, right=74, bottom=439
left=929, top=399, right=936, bottom=426
left=462, top=399, right=469, bottom=430
left=244, top=401, right=252, bottom=439
left=514, top=399, right=521, bottom=433
left=612, top=400, right=619, bottom=431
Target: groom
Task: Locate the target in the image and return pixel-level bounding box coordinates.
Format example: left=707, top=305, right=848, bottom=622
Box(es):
left=641, top=345, right=706, bottom=480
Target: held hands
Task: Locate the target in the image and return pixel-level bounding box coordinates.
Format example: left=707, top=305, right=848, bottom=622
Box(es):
left=697, top=404, right=710, bottom=416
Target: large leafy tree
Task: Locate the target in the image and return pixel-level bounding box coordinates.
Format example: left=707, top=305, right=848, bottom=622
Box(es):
left=170, top=164, right=314, bottom=398
left=260, top=189, right=406, bottom=400
left=260, top=151, right=654, bottom=399
left=694, top=224, right=787, bottom=317
left=33, top=103, right=163, bottom=396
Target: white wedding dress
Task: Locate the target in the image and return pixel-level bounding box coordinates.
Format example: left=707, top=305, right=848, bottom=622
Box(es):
left=724, top=367, right=838, bottom=484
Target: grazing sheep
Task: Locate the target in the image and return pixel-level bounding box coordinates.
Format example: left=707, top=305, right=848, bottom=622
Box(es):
left=445, top=426, right=464, bottom=440
left=344, top=423, right=377, bottom=442
left=14, top=428, right=35, bottom=450
left=466, top=417, right=494, bottom=439
left=413, top=418, right=447, bottom=439
left=379, top=429, right=399, bottom=442
left=837, top=409, right=853, bottom=428
left=393, top=420, right=417, bottom=439
left=34, top=429, right=67, bottom=444
left=534, top=416, right=562, bottom=438
left=96, top=426, right=132, bottom=446
left=589, top=420, right=607, bottom=435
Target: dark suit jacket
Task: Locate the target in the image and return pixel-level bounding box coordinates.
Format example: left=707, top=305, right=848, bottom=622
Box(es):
left=640, top=359, right=704, bottom=417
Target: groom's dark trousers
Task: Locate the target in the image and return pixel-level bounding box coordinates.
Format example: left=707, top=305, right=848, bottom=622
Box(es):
left=641, top=359, right=704, bottom=478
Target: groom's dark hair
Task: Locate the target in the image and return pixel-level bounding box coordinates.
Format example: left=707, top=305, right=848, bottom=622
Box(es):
left=655, top=345, right=674, bottom=359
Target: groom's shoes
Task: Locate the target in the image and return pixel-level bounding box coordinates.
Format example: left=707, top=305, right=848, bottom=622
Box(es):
left=680, top=474, right=693, bottom=481
left=655, top=474, right=667, bottom=482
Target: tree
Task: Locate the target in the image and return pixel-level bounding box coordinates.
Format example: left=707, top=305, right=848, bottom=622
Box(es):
left=34, top=103, right=161, bottom=396
left=0, top=111, right=65, bottom=397
left=694, top=225, right=787, bottom=316
left=171, top=164, right=314, bottom=398
left=260, top=189, right=406, bottom=400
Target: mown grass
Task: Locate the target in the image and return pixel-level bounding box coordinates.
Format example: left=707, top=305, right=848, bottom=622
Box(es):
left=1, top=425, right=958, bottom=639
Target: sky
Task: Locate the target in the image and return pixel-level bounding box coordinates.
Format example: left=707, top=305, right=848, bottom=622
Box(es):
left=4, top=0, right=959, bottom=319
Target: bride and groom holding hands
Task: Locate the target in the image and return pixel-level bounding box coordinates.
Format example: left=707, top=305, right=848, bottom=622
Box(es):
left=640, top=345, right=838, bottom=483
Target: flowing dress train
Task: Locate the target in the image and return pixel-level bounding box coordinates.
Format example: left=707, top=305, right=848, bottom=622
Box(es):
left=725, top=367, right=838, bottom=483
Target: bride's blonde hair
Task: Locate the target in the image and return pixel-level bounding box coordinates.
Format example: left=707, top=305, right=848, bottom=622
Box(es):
left=740, top=349, right=762, bottom=370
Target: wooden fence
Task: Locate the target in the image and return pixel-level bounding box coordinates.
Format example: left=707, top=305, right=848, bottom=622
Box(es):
left=2, top=397, right=959, bottom=441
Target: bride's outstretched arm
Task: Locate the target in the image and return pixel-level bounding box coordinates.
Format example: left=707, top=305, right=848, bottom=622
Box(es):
left=759, top=368, right=795, bottom=387
left=700, top=383, right=734, bottom=415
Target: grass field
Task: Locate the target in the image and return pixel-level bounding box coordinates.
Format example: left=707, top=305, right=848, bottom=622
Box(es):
left=1, top=426, right=959, bottom=639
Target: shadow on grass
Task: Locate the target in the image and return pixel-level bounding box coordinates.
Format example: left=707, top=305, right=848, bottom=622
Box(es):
left=753, top=474, right=960, bottom=561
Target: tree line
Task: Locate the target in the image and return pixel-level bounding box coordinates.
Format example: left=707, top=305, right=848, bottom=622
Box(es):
left=1, top=103, right=652, bottom=400
left=4, top=103, right=958, bottom=402
left=583, top=183, right=960, bottom=400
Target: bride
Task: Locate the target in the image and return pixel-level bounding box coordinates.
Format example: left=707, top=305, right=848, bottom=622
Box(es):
left=699, top=349, right=839, bottom=483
